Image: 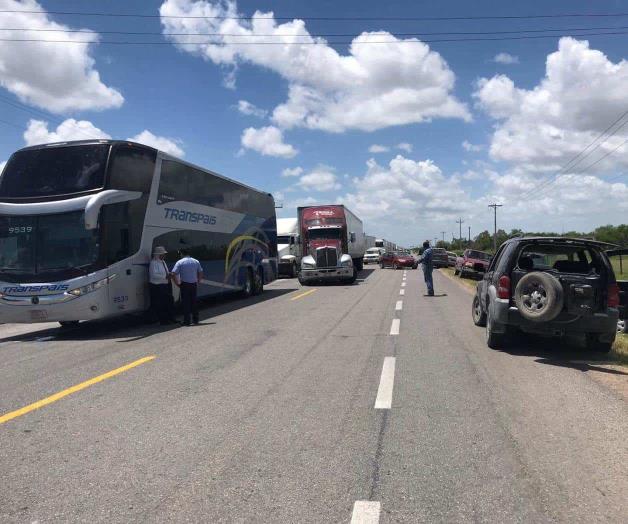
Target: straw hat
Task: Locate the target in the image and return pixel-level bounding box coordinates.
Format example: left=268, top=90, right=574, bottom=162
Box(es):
left=152, top=246, right=167, bottom=256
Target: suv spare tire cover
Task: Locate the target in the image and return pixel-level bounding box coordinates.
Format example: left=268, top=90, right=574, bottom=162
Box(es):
left=514, top=271, right=564, bottom=322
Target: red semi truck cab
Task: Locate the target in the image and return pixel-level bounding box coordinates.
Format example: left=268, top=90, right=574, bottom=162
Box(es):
left=297, top=205, right=365, bottom=285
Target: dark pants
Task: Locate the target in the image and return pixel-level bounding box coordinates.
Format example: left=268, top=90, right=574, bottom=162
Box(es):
left=180, top=282, right=199, bottom=325
left=423, top=269, right=434, bottom=295
left=149, top=283, right=175, bottom=323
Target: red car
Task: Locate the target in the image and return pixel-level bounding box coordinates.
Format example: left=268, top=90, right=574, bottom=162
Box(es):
left=454, top=249, right=491, bottom=278
left=380, top=251, right=417, bottom=269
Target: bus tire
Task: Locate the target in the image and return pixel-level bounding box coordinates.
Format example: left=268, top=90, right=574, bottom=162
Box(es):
left=241, top=268, right=254, bottom=298
left=253, top=267, right=264, bottom=295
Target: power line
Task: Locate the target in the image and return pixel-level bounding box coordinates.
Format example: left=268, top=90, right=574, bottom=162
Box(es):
left=3, top=24, right=628, bottom=37
left=3, top=9, right=628, bottom=21
left=1, top=30, right=628, bottom=45
left=488, top=204, right=502, bottom=252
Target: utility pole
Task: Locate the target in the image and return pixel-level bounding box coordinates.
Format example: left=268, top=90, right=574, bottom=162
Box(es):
left=456, top=218, right=464, bottom=249
left=468, top=226, right=471, bottom=244
left=488, top=203, right=503, bottom=252
left=441, top=231, right=446, bottom=244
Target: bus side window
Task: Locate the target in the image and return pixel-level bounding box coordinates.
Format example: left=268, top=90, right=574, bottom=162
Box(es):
left=108, top=145, right=156, bottom=193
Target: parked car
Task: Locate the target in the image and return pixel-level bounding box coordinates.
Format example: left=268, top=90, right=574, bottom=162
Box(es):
left=447, top=251, right=457, bottom=267
left=472, top=237, right=627, bottom=352
left=431, top=248, right=449, bottom=268
left=364, top=247, right=384, bottom=265
left=380, top=251, right=417, bottom=269
left=455, top=249, right=492, bottom=278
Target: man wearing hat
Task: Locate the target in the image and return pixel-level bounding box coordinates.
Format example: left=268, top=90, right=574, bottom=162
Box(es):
left=149, top=246, right=176, bottom=325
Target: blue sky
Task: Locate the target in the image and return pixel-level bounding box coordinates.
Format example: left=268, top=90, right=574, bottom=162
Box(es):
left=1, top=0, right=628, bottom=246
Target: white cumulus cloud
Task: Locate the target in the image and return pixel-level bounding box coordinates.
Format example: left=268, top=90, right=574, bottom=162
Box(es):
left=159, top=0, right=470, bottom=133
left=127, top=130, right=185, bottom=157
left=0, top=0, right=124, bottom=113
left=24, top=118, right=111, bottom=146
left=297, top=166, right=341, bottom=192
left=237, top=99, right=267, bottom=118
left=281, top=166, right=303, bottom=177
left=241, top=126, right=298, bottom=158
left=396, top=142, right=413, bottom=153
left=493, top=52, right=519, bottom=65
left=474, top=38, right=628, bottom=174
left=462, top=140, right=483, bottom=152
left=368, top=144, right=389, bottom=153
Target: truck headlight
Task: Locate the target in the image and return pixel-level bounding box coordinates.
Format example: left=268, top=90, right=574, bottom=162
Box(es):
left=340, top=254, right=353, bottom=267
left=68, top=274, right=117, bottom=297
left=301, top=256, right=316, bottom=270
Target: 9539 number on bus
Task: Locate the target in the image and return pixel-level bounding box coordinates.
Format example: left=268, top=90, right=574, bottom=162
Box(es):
left=8, top=226, right=33, bottom=234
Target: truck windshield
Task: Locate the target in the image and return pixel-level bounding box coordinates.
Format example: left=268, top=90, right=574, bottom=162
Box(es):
left=308, top=228, right=342, bottom=240
left=0, top=144, right=110, bottom=199
left=0, top=211, right=99, bottom=277
left=277, top=235, right=291, bottom=244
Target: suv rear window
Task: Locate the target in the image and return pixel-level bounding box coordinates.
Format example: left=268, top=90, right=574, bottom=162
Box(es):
left=517, top=244, right=598, bottom=274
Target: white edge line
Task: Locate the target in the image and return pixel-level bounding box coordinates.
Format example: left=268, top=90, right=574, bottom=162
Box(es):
left=390, top=318, right=400, bottom=335
left=374, top=357, right=395, bottom=409
left=351, top=501, right=381, bottom=524
left=395, top=300, right=403, bottom=311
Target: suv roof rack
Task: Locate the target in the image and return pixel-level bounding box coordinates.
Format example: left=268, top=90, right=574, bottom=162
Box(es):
left=514, top=236, right=618, bottom=248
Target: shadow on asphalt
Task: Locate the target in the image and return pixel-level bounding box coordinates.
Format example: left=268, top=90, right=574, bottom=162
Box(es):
left=494, top=331, right=628, bottom=375
left=0, top=288, right=294, bottom=344
left=302, top=267, right=377, bottom=286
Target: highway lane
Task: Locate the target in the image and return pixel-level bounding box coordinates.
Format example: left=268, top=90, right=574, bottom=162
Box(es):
left=0, top=266, right=626, bottom=523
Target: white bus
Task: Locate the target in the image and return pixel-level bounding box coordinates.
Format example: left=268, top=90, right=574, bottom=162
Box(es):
left=0, top=140, right=277, bottom=326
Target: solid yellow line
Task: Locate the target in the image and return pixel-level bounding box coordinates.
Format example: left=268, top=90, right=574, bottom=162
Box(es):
left=290, top=288, right=318, bottom=301
left=0, top=355, right=156, bottom=425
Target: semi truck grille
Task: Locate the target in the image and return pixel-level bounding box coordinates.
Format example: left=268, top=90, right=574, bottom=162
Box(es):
left=316, top=247, right=338, bottom=268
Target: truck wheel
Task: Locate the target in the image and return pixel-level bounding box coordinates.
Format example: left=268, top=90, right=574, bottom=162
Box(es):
left=355, top=258, right=364, bottom=271
left=297, top=272, right=308, bottom=286
left=472, top=295, right=487, bottom=327
left=514, top=272, right=563, bottom=322
left=486, top=308, right=507, bottom=349
left=345, top=267, right=358, bottom=284
left=585, top=333, right=613, bottom=353
left=241, top=268, right=254, bottom=298
left=290, top=262, right=297, bottom=278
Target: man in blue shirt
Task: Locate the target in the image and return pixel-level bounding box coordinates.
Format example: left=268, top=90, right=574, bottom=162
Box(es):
left=419, top=240, right=435, bottom=296
left=172, top=248, right=204, bottom=326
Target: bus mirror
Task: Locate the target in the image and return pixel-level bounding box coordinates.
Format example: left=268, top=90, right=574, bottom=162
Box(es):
left=84, top=190, right=142, bottom=230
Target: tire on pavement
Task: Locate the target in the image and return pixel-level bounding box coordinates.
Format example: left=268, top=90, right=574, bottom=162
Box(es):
left=486, top=307, right=507, bottom=349
left=514, top=271, right=563, bottom=322
left=472, top=294, right=487, bottom=327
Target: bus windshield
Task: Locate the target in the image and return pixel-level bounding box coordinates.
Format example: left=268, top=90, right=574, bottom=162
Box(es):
left=0, top=145, right=110, bottom=199
left=0, top=211, right=99, bottom=278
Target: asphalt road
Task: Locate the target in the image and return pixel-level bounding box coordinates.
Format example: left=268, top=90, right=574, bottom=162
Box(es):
left=0, top=267, right=626, bottom=523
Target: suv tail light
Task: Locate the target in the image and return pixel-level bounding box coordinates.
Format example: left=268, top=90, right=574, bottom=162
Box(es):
left=608, top=283, right=620, bottom=308
left=497, top=275, right=511, bottom=300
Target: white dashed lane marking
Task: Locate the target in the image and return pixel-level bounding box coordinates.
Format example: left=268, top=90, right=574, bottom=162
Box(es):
left=399, top=289, right=405, bottom=295
left=401, top=282, right=406, bottom=287
left=351, top=501, right=381, bottom=523
left=395, top=300, right=403, bottom=311
left=390, top=318, right=400, bottom=335
left=375, top=357, right=396, bottom=409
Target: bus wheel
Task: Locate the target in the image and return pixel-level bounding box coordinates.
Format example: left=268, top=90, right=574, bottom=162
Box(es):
left=241, top=269, right=254, bottom=298
left=59, top=321, right=79, bottom=329
left=253, top=268, right=264, bottom=295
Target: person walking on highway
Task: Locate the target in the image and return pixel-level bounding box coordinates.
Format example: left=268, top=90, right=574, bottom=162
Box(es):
left=419, top=240, right=435, bottom=296
left=148, top=246, right=176, bottom=325
left=172, top=248, right=204, bottom=326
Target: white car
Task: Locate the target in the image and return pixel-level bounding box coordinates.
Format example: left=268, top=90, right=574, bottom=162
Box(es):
left=364, top=247, right=384, bottom=265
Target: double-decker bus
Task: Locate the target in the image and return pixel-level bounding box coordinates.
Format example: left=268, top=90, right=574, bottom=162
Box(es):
left=0, top=140, right=277, bottom=326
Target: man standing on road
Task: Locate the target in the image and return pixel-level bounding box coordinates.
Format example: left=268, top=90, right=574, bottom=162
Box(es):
left=419, top=240, right=434, bottom=296
left=148, top=246, right=176, bottom=325
left=172, top=248, right=204, bottom=326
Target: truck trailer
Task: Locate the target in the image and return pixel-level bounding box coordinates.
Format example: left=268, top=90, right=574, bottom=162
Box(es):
left=297, top=205, right=365, bottom=285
